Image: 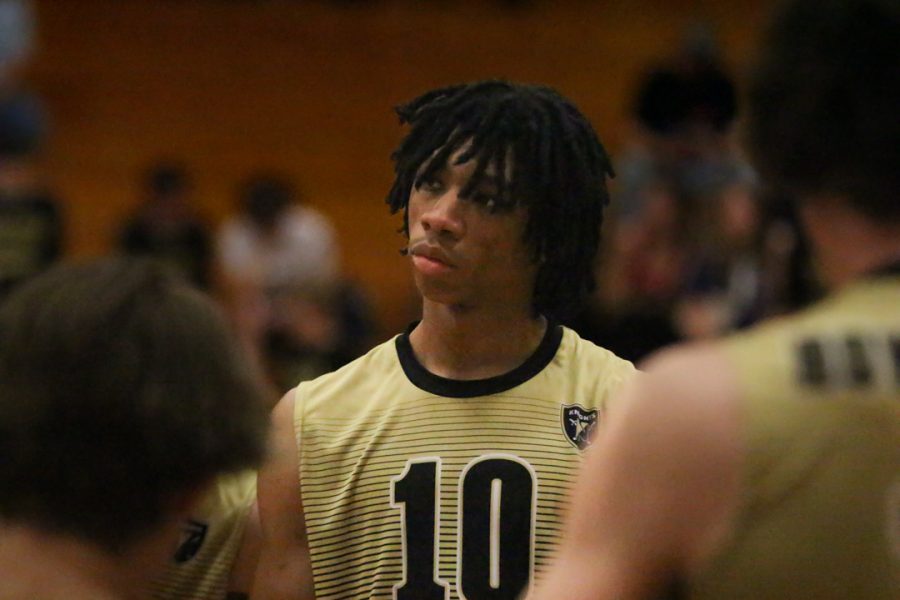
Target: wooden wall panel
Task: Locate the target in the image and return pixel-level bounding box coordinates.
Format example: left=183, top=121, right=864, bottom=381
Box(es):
left=26, top=0, right=773, bottom=334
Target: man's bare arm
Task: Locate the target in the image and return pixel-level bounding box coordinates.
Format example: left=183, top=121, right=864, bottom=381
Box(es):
left=529, top=346, right=744, bottom=599
left=225, top=498, right=261, bottom=599
left=252, top=392, right=316, bottom=600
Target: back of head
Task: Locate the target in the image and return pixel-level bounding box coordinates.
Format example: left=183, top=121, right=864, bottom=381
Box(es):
left=145, top=162, right=190, bottom=201
left=0, top=258, right=268, bottom=552
left=746, top=0, right=900, bottom=222
left=240, top=174, right=295, bottom=231
left=387, top=80, right=615, bottom=320
left=0, top=92, right=45, bottom=160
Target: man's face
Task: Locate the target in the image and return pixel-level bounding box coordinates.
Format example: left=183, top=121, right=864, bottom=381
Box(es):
left=405, top=147, right=538, bottom=313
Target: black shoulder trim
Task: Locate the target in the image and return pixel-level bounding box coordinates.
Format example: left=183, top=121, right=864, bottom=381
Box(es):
left=657, top=577, right=688, bottom=600
left=867, top=258, right=900, bottom=279
left=395, top=321, right=563, bottom=398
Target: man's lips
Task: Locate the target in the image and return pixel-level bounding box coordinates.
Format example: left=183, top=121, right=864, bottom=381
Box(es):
left=408, top=243, right=454, bottom=267
left=408, top=242, right=456, bottom=274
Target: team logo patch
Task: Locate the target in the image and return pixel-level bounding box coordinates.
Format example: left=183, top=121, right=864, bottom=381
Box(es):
left=561, top=404, right=598, bottom=450
left=173, top=519, right=208, bottom=563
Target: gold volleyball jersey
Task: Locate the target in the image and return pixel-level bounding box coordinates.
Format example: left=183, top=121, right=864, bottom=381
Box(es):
left=689, top=271, right=900, bottom=599
left=293, top=323, right=635, bottom=599
left=149, top=470, right=257, bottom=600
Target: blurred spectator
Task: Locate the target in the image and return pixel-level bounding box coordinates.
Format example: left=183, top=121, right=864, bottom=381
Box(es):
left=675, top=182, right=764, bottom=338
left=568, top=180, right=685, bottom=361
left=0, top=0, right=45, bottom=163
left=0, top=157, right=60, bottom=298
left=218, top=174, right=340, bottom=294
left=0, top=0, right=33, bottom=80
left=615, top=23, right=753, bottom=226
left=217, top=173, right=376, bottom=391
left=571, top=24, right=818, bottom=358
left=263, top=279, right=377, bottom=391
left=0, top=0, right=59, bottom=300
left=120, top=161, right=212, bottom=288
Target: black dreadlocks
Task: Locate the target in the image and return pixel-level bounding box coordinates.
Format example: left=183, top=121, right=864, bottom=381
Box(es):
left=386, top=80, right=614, bottom=321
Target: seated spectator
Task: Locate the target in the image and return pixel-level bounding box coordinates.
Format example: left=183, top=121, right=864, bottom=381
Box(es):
left=120, top=162, right=212, bottom=288
left=615, top=24, right=753, bottom=226
left=0, top=118, right=61, bottom=299
left=217, top=173, right=359, bottom=390
left=0, top=0, right=59, bottom=300
left=263, top=278, right=378, bottom=390
left=572, top=25, right=817, bottom=356
left=0, top=257, right=268, bottom=599
left=217, top=174, right=339, bottom=296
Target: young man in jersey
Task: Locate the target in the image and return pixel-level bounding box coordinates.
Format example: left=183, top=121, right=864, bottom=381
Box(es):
left=0, top=258, right=269, bottom=599
left=252, top=81, right=636, bottom=599
left=529, top=1, right=900, bottom=598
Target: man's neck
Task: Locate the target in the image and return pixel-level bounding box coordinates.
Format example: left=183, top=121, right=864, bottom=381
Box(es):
left=410, top=301, right=548, bottom=380
left=0, top=527, right=124, bottom=599
left=801, top=200, right=900, bottom=289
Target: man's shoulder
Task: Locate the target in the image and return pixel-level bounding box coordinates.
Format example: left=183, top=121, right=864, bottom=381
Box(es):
left=551, top=326, right=638, bottom=413
left=562, top=325, right=635, bottom=366
left=631, top=341, right=742, bottom=430
left=560, top=325, right=637, bottom=378
left=292, top=334, right=404, bottom=403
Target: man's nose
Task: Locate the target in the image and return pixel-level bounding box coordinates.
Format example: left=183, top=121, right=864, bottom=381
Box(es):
left=420, top=190, right=465, bottom=238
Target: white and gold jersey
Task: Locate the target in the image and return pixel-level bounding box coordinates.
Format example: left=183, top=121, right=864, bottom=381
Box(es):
left=293, top=324, right=635, bottom=599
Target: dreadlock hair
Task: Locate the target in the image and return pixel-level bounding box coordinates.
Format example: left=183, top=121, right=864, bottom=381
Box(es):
left=386, top=80, right=614, bottom=321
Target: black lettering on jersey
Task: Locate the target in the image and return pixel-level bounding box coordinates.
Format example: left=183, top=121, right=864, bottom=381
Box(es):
left=561, top=404, right=598, bottom=450
left=796, top=334, right=899, bottom=390
left=460, top=458, right=534, bottom=599
left=797, top=339, right=827, bottom=386
left=892, top=337, right=900, bottom=387
left=173, top=519, right=208, bottom=563
left=845, top=336, right=873, bottom=385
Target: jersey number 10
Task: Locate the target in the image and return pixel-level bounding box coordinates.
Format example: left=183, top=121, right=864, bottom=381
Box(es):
left=390, top=455, right=537, bottom=600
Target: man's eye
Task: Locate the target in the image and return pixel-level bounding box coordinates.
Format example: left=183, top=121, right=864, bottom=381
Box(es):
left=416, top=177, right=442, bottom=192
left=471, top=192, right=501, bottom=211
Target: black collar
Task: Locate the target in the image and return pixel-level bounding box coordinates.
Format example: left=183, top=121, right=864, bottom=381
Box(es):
left=395, top=320, right=562, bottom=398
left=865, top=258, right=900, bottom=279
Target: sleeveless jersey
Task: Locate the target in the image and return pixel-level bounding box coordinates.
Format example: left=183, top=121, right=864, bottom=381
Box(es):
left=689, top=272, right=900, bottom=599
left=293, top=324, right=635, bottom=599
left=149, top=470, right=257, bottom=600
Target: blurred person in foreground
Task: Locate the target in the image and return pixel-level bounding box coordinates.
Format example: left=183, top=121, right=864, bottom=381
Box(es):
left=0, top=258, right=269, bottom=599
left=251, top=80, right=636, bottom=599
left=529, top=0, right=900, bottom=598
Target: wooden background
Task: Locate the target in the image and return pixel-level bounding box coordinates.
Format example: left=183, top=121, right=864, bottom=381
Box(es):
left=26, top=0, right=774, bottom=334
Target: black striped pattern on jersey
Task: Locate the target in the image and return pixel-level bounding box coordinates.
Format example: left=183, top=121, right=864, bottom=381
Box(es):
left=296, top=328, right=635, bottom=600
